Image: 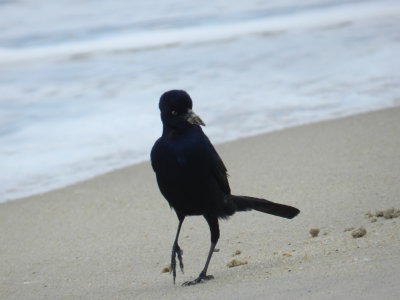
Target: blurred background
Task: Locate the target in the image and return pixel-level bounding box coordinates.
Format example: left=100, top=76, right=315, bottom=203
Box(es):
left=0, top=0, right=399, bottom=202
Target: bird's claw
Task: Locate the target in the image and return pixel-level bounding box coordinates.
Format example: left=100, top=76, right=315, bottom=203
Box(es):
left=182, top=272, right=214, bottom=286
left=171, top=244, right=184, bottom=284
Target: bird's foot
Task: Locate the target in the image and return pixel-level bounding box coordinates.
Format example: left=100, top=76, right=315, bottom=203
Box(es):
left=171, top=244, right=184, bottom=284
left=182, top=271, right=214, bottom=286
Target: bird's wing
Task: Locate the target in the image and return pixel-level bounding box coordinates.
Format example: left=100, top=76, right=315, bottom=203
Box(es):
left=150, top=137, right=164, bottom=172
left=205, top=136, right=231, bottom=195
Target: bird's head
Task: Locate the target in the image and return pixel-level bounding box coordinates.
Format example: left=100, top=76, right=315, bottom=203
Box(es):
left=159, top=90, right=205, bottom=130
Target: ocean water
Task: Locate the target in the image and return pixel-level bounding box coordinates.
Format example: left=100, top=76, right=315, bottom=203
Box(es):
left=1, top=0, right=399, bottom=203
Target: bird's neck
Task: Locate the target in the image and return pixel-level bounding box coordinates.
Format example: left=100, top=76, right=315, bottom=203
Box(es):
left=162, top=124, right=195, bottom=138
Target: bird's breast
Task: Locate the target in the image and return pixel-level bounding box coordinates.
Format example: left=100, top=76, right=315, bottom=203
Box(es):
left=151, top=131, right=226, bottom=216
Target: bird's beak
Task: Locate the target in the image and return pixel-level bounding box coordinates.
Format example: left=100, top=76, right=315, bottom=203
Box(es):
left=184, top=109, right=205, bottom=126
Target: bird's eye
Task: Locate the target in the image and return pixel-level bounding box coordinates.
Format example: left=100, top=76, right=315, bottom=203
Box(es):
left=171, top=110, right=178, bottom=116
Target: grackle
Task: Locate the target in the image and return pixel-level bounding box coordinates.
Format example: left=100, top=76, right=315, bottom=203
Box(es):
left=151, top=90, right=300, bottom=286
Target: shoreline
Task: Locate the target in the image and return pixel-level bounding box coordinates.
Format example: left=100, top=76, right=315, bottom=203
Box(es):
left=1, top=106, right=400, bottom=299
left=3, top=104, right=399, bottom=205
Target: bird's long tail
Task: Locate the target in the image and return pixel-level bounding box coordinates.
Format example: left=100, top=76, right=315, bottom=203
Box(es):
left=227, top=195, right=300, bottom=219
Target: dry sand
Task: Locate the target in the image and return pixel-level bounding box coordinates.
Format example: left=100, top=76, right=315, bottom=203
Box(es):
left=1, top=107, right=400, bottom=300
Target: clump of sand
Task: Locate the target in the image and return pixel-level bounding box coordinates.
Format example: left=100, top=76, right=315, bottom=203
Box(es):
left=161, top=265, right=170, bottom=273
left=344, top=227, right=355, bottom=232
left=309, top=228, right=320, bottom=237
left=351, top=227, right=367, bottom=238
left=366, top=208, right=400, bottom=220
left=227, top=259, right=248, bottom=268
left=232, top=250, right=241, bottom=256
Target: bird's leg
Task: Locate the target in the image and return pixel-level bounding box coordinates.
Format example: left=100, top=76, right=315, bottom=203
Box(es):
left=182, top=242, right=217, bottom=286
left=183, top=216, right=219, bottom=286
left=171, top=217, right=185, bottom=284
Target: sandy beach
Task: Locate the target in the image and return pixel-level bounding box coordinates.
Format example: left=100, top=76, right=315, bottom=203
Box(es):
left=1, top=107, right=400, bottom=300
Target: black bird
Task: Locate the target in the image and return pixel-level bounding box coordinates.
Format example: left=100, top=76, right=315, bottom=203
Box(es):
left=151, top=90, right=300, bottom=286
